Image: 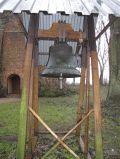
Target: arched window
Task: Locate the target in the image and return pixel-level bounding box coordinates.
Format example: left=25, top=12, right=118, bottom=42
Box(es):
left=7, top=74, right=20, bottom=94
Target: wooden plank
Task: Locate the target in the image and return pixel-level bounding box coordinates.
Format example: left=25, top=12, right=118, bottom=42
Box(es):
left=29, top=107, right=80, bottom=159
left=16, top=14, right=39, bottom=159
left=16, top=14, right=28, bottom=39
left=84, top=44, right=90, bottom=153
left=38, top=131, right=73, bottom=134
left=87, top=15, right=103, bottom=159
left=76, top=46, right=86, bottom=137
left=25, top=14, right=39, bottom=159
left=38, top=22, right=86, bottom=41
left=33, top=43, right=39, bottom=135
left=41, top=109, right=94, bottom=159
left=79, top=137, right=92, bottom=159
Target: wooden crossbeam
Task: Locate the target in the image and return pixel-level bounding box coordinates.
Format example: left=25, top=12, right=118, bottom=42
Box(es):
left=76, top=46, right=87, bottom=137
left=41, top=109, right=94, bottom=159
left=95, top=16, right=117, bottom=41
left=16, top=14, right=39, bottom=159
left=29, top=107, right=80, bottom=159
left=38, top=22, right=86, bottom=42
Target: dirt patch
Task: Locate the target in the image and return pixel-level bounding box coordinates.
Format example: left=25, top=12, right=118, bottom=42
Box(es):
left=0, top=98, right=20, bottom=104
left=33, top=134, right=86, bottom=159
left=0, top=135, right=17, bottom=143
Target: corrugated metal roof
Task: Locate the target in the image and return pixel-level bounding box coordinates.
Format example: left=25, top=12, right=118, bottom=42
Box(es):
left=0, top=0, right=120, bottom=16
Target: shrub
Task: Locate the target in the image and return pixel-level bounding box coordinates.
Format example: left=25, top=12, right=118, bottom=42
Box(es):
left=38, top=83, right=79, bottom=97
left=0, top=84, right=7, bottom=97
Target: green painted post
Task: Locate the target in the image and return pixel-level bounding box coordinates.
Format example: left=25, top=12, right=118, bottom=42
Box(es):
left=16, top=14, right=39, bottom=159
left=16, top=87, right=27, bottom=159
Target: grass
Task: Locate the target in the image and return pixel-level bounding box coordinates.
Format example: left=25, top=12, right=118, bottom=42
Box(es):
left=39, top=95, right=79, bottom=131
left=0, top=85, right=120, bottom=158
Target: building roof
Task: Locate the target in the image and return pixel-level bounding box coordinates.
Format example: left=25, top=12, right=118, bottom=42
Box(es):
left=0, top=0, right=120, bottom=16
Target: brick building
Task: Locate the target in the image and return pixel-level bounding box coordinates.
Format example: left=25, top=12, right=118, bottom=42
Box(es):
left=0, top=13, right=61, bottom=96
left=1, top=14, right=25, bottom=95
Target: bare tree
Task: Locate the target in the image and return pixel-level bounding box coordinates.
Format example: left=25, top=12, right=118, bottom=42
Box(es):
left=108, top=16, right=120, bottom=98
left=96, top=18, right=109, bottom=85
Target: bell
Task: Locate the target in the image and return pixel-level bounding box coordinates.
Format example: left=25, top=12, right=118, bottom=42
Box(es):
left=41, top=41, right=81, bottom=78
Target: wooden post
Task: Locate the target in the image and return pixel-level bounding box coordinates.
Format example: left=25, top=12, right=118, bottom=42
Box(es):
left=16, top=14, right=39, bottom=159
left=76, top=46, right=86, bottom=137
left=87, top=15, right=103, bottom=159
left=33, top=43, right=39, bottom=135
left=26, top=60, right=34, bottom=159
left=84, top=44, right=90, bottom=153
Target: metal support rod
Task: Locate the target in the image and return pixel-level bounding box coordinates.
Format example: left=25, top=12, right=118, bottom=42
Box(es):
left=42, top=109, right=94, bottom=159
left=29, top=107, right=80, bottom=159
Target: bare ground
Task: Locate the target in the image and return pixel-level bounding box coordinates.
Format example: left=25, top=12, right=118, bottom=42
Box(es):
left=0, top=97, right=20, bottom=104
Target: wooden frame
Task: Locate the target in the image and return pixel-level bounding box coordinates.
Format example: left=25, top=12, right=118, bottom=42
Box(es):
left=16, top=13, right=107, bottom=159
left=16, top=14, right=39, bottom=159
left=38, top=22, right=86, bottom=41
left=87, top=15, right=103, bottom=159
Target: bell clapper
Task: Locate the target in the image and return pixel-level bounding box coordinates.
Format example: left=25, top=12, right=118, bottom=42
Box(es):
left=59, top=73, right=63, bottom=89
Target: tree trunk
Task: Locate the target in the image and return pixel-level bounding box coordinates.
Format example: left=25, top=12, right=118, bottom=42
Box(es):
left=100, top=69, right=104, bottom=85
left=0, top=13, right=9, bottom=84
left=108, top=16, right=120, bottom=98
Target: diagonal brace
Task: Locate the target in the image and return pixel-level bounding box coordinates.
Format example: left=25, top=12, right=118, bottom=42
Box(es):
left=42, top=109, right=94, bottom=159
left=29, top=107, right=80, bottom=159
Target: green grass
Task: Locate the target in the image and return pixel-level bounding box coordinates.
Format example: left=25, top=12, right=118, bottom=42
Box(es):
left=0, top=85, right=120, bottom=159
left=0, top=94, right=80, bottom=159
left=39, top=95, right=79, bottom=131
left=0, top=102, right=20, bottom=159
left=0, top=102, right=20, bottom=136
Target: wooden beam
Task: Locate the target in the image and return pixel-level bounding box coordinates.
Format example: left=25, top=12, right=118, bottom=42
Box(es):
left=38, top=22, right=86, bottom=41
left=29, top=107, right=80, bottom=159
left=76, top=46, right=86, bottom=137
left=33, top=43, right=39, bottom=135
left=84, top=44, right=90, bottom=153
left=87, top=15, right=103, bottom=159
left=16, top=14, right=39, bottom=159
left=42, top=109, right=94, bottom=159
left=75, top=16, right=87, bottom=55
left=17, top=14, right=28, bottom=39
left=79, top=137, right=92, bottom=159
left=95, top=16, right=117, bottom=41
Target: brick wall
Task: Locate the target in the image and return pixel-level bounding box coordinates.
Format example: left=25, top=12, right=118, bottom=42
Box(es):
left=0, top=13, right=8, bottom=84
left=0, top=13, right=65, bottom=96
left=1, top=14, right=25, bottom=93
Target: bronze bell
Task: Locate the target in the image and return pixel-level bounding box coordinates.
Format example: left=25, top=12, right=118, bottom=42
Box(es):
left=41, top=41, right=81, bottom=78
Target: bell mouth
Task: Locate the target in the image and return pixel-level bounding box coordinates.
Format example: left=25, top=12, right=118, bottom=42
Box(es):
left=41, top=67, right=81, bottom=78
